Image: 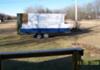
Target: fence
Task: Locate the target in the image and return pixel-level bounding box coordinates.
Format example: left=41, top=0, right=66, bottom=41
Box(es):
left=0, top=48, right=84, bottom=70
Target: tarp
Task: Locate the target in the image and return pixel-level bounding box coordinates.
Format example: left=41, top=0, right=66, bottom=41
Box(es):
left=21, top=14, right=65, bottom=29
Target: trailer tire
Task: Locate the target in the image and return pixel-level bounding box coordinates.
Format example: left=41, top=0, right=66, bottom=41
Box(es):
left=35, top=34, right=43, bottom=39
left=43, top=33, right=49, bottom=38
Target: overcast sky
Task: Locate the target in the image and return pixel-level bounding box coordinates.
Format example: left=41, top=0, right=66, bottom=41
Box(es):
left=0, top=0, right=94, bottom=16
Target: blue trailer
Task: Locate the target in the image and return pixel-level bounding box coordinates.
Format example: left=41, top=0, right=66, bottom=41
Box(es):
left=17, top=13, right=75, bottom=38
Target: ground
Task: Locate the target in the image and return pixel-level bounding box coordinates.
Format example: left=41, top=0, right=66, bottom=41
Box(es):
left=0, top=20, right=100, bottom=70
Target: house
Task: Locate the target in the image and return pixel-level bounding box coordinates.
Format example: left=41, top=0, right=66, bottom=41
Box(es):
left=0, top=13, right=7, bottom=22
left=0, top=13, right=12, bottom=23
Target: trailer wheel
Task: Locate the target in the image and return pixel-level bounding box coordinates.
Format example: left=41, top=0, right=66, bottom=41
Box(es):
left=43, top=33, right=49, bottom=38
left=36, top=34, right=42, bottom=39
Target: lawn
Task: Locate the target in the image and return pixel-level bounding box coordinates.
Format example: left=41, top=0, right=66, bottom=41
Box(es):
left=0, top=20, right=100, bottom=70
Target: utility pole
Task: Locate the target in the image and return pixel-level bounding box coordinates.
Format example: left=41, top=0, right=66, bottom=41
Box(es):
left=75, top=0, right=78, bottom=22
left=74, top=0, right=79, bottom=30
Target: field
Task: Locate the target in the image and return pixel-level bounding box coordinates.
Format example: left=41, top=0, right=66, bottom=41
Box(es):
left=0, top=20, right=100, bottom=70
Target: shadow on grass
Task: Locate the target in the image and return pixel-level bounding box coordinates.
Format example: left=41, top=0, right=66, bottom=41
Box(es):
left=0, top=39, right=34, bottom=47
left=2, top=56, right=100, bottom=70
left=2, top=56, right=73, bottom=70
left=0, top=36, right=63, bottom=47
left=50, top=28, right=92, bottom=38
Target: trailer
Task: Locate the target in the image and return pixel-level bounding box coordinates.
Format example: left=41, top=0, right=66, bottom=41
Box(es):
left=17, top=13, right=75, bottom=38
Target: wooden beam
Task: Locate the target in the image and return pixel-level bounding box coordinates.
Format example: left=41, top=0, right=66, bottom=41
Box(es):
left=0, top=48, right=83, bottom=60
left=0, top=48, right=84, bottom=70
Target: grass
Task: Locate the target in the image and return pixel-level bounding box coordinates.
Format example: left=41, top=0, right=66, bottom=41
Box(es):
left=0, top=20, right=100, bottom=70
left=0, top=35, right=71, bottom=51
left=0, top=35, right=75, bottom=70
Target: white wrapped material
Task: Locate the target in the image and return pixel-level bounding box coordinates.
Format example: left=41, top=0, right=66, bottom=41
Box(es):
left=21, top=14, right=66, bottom=29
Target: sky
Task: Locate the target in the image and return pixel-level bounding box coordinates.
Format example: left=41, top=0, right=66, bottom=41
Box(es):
left=0, top=0, right=94, bottom=16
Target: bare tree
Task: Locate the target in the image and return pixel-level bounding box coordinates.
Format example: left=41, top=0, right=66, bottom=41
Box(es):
left=64, top=6, right=75, bottom=20
left=25, top=6, right=52, bottom=13
left=93, top=0, right=100, bottom=18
